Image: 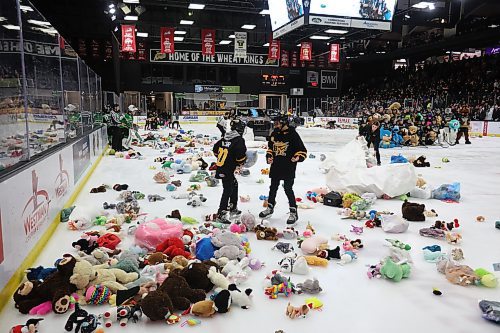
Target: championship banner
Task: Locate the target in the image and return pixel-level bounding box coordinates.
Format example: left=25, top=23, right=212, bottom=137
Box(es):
left=121, top=25, right=136, bottom=53
left=234, top=32, right=247, bottom=58
left=291, top=51, right=298, bottom=67
left=160, top=27, right=175, bottom=54
left=201, top=29, right=215, bottom=55
left=300, top=42, right=312, bottom=61
left=280, top=50, right=289, bottom=67
left=137, top=42, right=146, bottom=61
left=58, top=35, right=65, bottom=49
left=268, top=40, right=280, bottom=60
left=329, top=43, right=340, bottom=63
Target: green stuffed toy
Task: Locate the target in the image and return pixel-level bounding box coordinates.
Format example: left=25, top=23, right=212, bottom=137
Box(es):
left=162, top=161, right=173, bottom=169
left=380, top=258, right=411, bottom=282
left=181, top=216, right=198, bottom=225
left=61, top=206, right=76, bottom=223
left=93, top=216, right=107, bottom=226
left=351, top=199, right=371, bottom=212
left=108, top=149, right=116, bottom=155
left=474, top=268, right=498, bottom=288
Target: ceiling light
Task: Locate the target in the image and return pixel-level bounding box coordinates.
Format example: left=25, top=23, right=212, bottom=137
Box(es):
left=405, top=14, right=411, bottom=19
left=310, top=35, right=329, bottom=40
left=124, top=15, right=138, bottom=20
left=135, top=5, right=146, bottom=15
left=19, top=5, right=33, bottom=12
left=28, top=19, right=51, bottom=26
left=219, top=40, right=231, bottom=45
left=340, top=37, right=346, bottom=40
left=412, top=2, right=435, bottom=9
left=109, top=7, right=116, bottom=14
left=174, top=36, right=184, bottom=41
left=359, top=52, right=365, bottom=55
left=188, top=3, right=205, bottom=9
left=0, top=17, right=6, bottom=22
left=263, top=42, right=269, bottom=47
left=296, top=43, right=301, bottom=47
left=137, top=32, right=148, bottom=37
left=111, top=15, right=116, bottom=21
left=228, top=34, right=235, bottom=38
left=174, top=30, right=186, bottom=35
left=180, top=20, right=194, bottom=25
left=114, top=26, right=118, bottom=32
left=109, top=4, right=115, bottom=8
left=488, top=24, right=498, bottom=28
left=259, top=9, right=270, bottom=15
left=2, top=24, right=21, bottom=30
left=123, top=0, right=139, bottom=3
left=324, top=29, right=348, bottom=34
left=241, top=24, right=256, bottom=30
left=118, top=3, right=131, bottom=14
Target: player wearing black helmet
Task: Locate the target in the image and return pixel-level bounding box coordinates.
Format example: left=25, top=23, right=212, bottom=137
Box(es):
left=259, top=113, right=307, bottom=225
left=212, top=118, right=247, bottom=223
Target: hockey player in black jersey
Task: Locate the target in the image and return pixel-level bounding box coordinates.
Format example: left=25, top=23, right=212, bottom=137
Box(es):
left=259, top=113, right=307, bottom=225
left=213, top=119, right=247, bottom=223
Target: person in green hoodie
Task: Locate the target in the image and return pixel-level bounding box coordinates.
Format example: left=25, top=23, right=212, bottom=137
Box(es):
left=120, top=105, right=135, bottom=150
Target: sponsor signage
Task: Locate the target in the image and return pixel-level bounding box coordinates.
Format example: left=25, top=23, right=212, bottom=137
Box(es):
left=273, top=16, right=305, bottom=39
left=321, top=70, right=338, bottom=89
left=72, top=136, right=90, bottom=183
left=150, top=49, right=278, bottom=66
left=351, top=19, right=392, bottom=30
left=309, top=15, right=351, bottom=27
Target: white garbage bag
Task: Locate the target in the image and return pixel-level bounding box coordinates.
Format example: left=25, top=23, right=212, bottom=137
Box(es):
left=323, top=138, right=417, bottom=198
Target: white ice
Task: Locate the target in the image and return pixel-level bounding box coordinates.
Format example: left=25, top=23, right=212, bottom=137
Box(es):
left=1, top=124, right=500, bottom=333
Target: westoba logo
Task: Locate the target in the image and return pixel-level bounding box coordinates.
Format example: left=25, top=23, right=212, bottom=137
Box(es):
left=54, top=154, right=69, bottom=199
left=22, top=170, right=51, bottom=242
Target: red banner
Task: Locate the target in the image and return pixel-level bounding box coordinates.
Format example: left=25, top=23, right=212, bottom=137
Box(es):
left=291, top=51, right=298, bottom=67
left=58, top=35, right=65, bottom=49
left=160, top=27, right=175, bottom=54
left=201, top=29, right=215, bottom=55
left=268, top=40, right=280, bottom=60
left=280, top=50, right=289, bottom=67
left=329, top=43, right=340, bottom=63
left=300, top=42, right=312, bottom=61
left=121, top=24, right=136, bottom=53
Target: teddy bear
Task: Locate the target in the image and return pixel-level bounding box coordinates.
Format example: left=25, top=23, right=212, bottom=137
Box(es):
left=13, top=255, right=77, bottom=314
left=413, top=155, right=430, bottom=167
left=70, top=260, right=139, bottom=293
left=76, top=249, right=110, bottom=266
left=254, top=225, right=278, bottom=241
left=401, top=200, right=426, bottom=222
left=139, top=290, right=174, bottom=321
left=157, top=271, right=206, bottom=310
left=221, top=257, right=251, bottom=285
left=180, top=262, right=214, bottom=292
left=408, top=125, right=420, bottom=146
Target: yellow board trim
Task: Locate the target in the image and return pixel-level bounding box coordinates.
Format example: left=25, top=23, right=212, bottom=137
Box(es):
left=0, top=145, right=108, bottom=314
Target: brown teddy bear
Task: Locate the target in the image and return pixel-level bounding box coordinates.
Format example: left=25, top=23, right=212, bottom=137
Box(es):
left=139, top=290, right=174, bottom=321
left=180, top=263, right=214, bottom=292
left=401, top=200, right=426, bottom=222
left=158, top=271, right=206, bottom=310
left=254, top=225, right=278, bottom=241
left=408, top=126, right=420, bottom=146
left=13, top=254, right=77, bottom=314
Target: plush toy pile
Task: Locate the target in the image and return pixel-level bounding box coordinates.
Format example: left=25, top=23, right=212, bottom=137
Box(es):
left=8, top=125, right=499, bottom=333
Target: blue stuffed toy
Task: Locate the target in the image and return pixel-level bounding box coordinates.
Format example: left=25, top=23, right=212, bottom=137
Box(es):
left=379, top=126, right=394, bottom=149
left=391, top=126, right=403, bottom=147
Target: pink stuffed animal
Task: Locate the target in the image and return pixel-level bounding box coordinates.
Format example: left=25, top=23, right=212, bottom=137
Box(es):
left=135, top=218, right=183, bottom=250
left=230, top=222, right=247, bottom=234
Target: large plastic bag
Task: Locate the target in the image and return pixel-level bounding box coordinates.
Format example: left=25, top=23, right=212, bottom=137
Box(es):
left=409, top=186, right=432, bottom=199
left=135, top=218, right=184, bottom=250
left=244, top=150, right=258, bottom=168
left=322, top=138, right=417, bottom=198
left=382, top=214, right=409, bottom=233
left=432, top=183, right=461, bottom=202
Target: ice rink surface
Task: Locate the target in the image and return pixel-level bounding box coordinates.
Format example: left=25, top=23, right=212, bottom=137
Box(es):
left=1, top=124, right=499, bottom=333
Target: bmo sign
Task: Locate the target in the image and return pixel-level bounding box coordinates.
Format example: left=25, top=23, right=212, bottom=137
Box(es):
left=321, top=70, right=338, bottom=90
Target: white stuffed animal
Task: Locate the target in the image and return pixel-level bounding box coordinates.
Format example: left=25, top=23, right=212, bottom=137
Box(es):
left=228, top=284, right=252, bottom=309
left=207, top=266, right=230, bottom=289
left=221, top=257, right=251, bottom=285
left=278, top=255, right=309, bottom=275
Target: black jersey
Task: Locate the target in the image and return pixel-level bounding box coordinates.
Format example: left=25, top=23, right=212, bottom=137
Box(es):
left=266, top=126, right=307, bottom=180
left=213, top=130, right=247, bottom=179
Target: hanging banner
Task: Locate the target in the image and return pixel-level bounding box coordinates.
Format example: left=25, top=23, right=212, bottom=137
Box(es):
left=160, top=27, right=175, bottom=54
left=58, top=35, right=65, bottom=49
left=121, top=24, right=136, bottom=53
left=104, top=40, right=113, bottom=60
left=291, top=51, right=298, bottom=67
left=234, top=31, right=247, bottom=58
left=150, top=49, right=278, bottom=66
left=329, top=43, right=340, bottom=63
left=201, top=29, right=215, bottom=55
left=91, top=40, right=100, bottom=58
left=300, top=42, right=312, bottom=61
left=137, top=42, right=146, bottom=61
left=280, top=50, right=289, bottom=67
left=78, top=39, right=87, bottom=57
left=268, top=40, right=280, bottom=60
